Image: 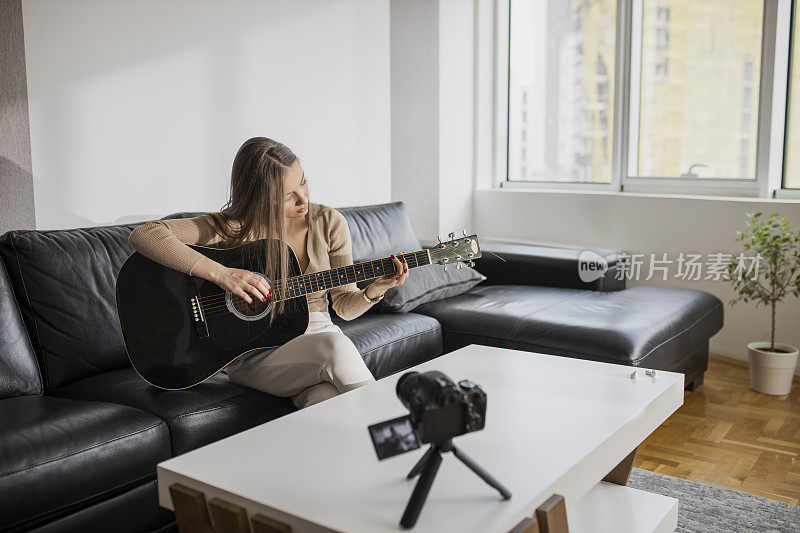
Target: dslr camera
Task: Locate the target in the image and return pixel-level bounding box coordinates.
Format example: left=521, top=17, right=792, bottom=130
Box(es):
left=395, top=370, right=487, bottom=444
left=369, top=370, right=508, bottom=528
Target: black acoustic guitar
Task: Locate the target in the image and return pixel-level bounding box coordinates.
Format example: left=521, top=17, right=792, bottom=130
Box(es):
left=116, top=232, right=481, bottom=390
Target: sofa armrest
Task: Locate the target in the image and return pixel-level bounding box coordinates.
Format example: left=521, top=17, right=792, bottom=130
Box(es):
left=420, top=239, right=625, bottom=291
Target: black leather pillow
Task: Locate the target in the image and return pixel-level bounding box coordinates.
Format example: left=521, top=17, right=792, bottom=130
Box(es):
left=372, top=263, right=486, bottom=313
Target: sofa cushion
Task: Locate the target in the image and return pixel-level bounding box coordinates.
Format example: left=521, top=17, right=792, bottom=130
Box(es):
left=337, top=202, right=421, bottom=263
left=0, top=225, right=140, bottom=389
left=333, top=312, right=443, bottom=379
left=23, top=479, right=162, bottom=533
left=414, top=285, right=724, bottom=371
left=369, top=263, right=486, bottom=313
left=467, top=242, right=625, bottom=291
left=49, top=368, right=296, bottom=456
left=0, top=395, right=169, bottom=531
left=0, top=258, right=42, bottom=398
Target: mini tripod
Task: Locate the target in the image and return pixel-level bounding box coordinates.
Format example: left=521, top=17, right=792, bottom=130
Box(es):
left=400, top=438, right=512, bottom=529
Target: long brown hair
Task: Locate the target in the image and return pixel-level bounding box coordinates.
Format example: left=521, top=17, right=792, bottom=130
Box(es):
left=206, top=137, right=303, bottom=323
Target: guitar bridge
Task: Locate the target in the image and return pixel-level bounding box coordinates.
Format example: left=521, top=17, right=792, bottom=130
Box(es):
left=190, top=296, right=210, bottom=339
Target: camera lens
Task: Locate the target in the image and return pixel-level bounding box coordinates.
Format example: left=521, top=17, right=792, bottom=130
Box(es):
left=396, top=371, right=420, bottom=407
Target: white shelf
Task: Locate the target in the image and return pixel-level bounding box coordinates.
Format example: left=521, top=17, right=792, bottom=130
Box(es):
left=569, top=482, right=678, bottom=533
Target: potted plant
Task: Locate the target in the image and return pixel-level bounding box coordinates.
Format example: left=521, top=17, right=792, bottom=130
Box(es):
left=728, top=213, right=800, bottom=395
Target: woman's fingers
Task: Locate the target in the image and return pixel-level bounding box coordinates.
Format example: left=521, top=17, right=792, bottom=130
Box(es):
left=244, top=283, right=265, bottom=302
left=253, top=276, right=271, bottom=299
left=398, top=253, right=409, bottom=285
left=242, top=272, right=270, bottom=302
left=392, top=253, right=404, bottom=283
left=236, top=288, right=253, bottom=304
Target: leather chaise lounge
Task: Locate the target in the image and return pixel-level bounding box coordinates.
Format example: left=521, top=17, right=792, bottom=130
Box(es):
left=0, top=202, right=722, bottom=532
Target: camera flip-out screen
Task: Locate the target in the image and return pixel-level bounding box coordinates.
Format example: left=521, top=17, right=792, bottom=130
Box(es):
left=368, top=415, right=421, bottom=460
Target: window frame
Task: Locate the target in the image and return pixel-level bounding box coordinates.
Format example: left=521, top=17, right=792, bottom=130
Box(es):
left=780, top=0, right=800, bottom=195
left=497, top=0, right=794, bottom=199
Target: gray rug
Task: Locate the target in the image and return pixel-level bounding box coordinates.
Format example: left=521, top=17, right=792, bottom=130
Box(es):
left=628, top=467, right=800, bottom=533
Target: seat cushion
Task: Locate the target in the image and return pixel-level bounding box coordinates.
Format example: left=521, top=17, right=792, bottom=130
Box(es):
left=414, top=285, right=724, bottom=371
left=334, top=313, right=443, bottom=379
left=25, top=479, right=162, bottom=533
left=0, top=395, right=169, bottom=531
left=49, top=368, right=296, bottom=456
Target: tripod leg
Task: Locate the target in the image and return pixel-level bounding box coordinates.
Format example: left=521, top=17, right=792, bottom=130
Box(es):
left=406, top=446, right=435, bottom=479
left=400, top=449, right=443, bottom=529
left=451, top=445, right=512, bottom=500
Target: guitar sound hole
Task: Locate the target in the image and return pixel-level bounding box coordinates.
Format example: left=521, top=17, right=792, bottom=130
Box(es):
left=232, top=296, right=267, bottom=317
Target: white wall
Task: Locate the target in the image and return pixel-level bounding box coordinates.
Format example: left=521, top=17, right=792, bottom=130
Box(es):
left=22, top=0, right=390, bottom=230
left=438, top=0, right=474, bottom=237
left=390, top=0, right=439, bottom=240
left=389, top=0, right=477, bottom=242
left=475, top=189, right=800, bottom=374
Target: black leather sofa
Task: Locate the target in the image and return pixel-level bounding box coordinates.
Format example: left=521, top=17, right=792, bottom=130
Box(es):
left=0, top=202, right=723, bottom=532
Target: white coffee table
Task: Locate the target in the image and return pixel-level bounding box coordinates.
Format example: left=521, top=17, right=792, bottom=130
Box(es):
left=157, top=345, right=682, bottom=532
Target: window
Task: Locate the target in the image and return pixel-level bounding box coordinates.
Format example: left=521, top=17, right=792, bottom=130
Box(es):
left=633, top=0, right=763, bottom=180
left=507, top=0, right=617, bottom=183
left=785, top=0, right=800, bottom=189
left=500, top=0, right=800, bottom=196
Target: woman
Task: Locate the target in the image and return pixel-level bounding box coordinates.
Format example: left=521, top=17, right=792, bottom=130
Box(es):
left=128, top=137, right=409, bottom=408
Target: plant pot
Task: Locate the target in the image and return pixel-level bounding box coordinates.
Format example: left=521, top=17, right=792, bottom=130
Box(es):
left=747, top=342, right=799, bottom=395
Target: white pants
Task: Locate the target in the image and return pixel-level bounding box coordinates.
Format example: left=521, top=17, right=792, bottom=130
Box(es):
left=225, top=311, right=375, bottom=409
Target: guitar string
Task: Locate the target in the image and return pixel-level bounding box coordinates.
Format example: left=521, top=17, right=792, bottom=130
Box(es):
left=200, top=252, right=444, bottom=319
left=199, top=252, right=419, bottom=303
left=198, top=277, right=378, bottom=314
left=199, top=274, right=385, bottom=315
left=195, top=253, right=425, bottom=309
left=195, top=257, right=418, bottom=308
left=196, top=252, right=424, bottom=305
left=198, top=259, right=423, bottom=314
left=198, top=264, right=407, bottom=314
left=196, top=253, right=428, bottom=317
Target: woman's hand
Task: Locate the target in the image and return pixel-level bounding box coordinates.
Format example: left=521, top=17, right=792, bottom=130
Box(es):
left=366, top=252, right=409, bottom=300
left=212, top=266, right=272, bottom=304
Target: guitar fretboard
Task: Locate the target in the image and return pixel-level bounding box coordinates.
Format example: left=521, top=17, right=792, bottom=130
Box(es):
left=273, top=250, right=430, bottom=301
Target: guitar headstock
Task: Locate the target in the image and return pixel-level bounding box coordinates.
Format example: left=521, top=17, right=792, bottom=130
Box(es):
left=428, top=231, right=481, bottom=270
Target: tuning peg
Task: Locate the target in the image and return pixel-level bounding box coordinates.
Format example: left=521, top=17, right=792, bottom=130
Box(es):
left=456, top=263, right=463, bottom=270
left=442, top=263, right=447, bottom=271
left=467, top=260, right=475, bottom=267
left=448, top=232, right=455, bottom=240
left=462, top=229, right=467, bottom=237
left=437, top=235, right=443, bottom=245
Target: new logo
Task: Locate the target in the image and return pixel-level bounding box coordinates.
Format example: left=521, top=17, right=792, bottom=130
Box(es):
left=578, top=250, right=608, bottom=283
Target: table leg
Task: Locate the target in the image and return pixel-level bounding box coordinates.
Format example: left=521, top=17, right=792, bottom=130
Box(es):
left=535, top=494, right=568, bottom=533
left=602, top=447, right=638, bottom=486
left=169, top=483, right=213, bottom=533
left=208, top=498, right=250, bottom=532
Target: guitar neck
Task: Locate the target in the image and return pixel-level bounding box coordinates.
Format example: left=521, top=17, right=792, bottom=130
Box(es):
left=273, top=250, right=431, bottom=301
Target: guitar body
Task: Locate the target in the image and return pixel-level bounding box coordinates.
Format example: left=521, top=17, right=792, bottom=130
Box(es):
left=116, top=239, right=308, bottom=390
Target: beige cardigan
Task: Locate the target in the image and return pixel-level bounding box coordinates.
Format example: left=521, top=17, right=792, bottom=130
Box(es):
left=127, top=202, right=375, bottom=320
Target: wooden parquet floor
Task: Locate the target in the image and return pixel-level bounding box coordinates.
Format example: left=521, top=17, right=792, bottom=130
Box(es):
left=634, top=354, right=800, bottom=505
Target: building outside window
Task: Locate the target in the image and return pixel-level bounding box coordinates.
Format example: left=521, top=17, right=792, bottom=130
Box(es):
left=507, top=0, right=617, bottom=183
left=504, top=0, right=792, bottom=195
